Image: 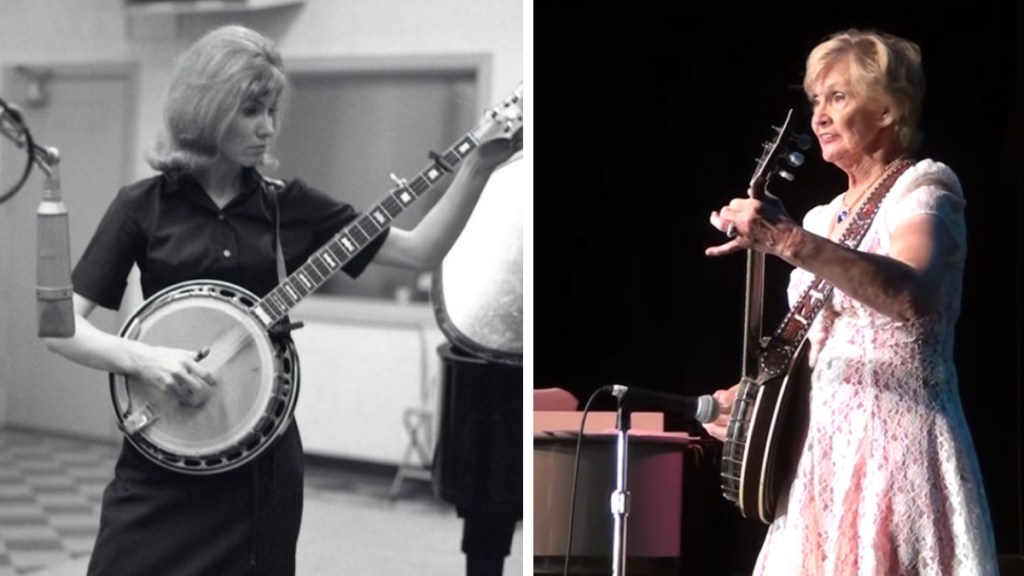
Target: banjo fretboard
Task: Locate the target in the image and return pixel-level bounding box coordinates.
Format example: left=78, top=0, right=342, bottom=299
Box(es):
left=251, top=135, right=479, bottom=329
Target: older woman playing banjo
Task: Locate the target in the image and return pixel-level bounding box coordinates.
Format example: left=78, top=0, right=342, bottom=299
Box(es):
left=44, top=24, right=521, bottom=576
left=702, top=28, right=997, bottom=575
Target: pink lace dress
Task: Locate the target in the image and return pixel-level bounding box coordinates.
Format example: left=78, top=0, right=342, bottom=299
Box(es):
left=753, top=159, right=999, bottom=576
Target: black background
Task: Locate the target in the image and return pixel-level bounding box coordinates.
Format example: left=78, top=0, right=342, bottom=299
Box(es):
left=534, top=1, right=1023, bottom=572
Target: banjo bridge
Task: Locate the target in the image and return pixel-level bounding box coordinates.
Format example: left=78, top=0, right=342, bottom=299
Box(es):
left=121, top=403, right=159, bottom=436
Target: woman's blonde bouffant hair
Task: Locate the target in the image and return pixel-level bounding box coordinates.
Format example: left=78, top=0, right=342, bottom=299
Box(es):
left=803, top=29, right=926, bottom=151
left=146, top=25, right=291, bottom=173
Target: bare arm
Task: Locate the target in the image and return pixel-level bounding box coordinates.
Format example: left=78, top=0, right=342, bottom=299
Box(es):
left=43, top=293, right=214, bottom=402
left=374, top=140, right=522, bottom=271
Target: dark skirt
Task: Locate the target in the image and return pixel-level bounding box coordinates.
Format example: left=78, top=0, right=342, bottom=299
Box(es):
left=86, top=421, right=305, bottom=576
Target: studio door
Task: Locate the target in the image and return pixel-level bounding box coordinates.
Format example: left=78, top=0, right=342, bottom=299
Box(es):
left=0, top=63, right=137, bottom=441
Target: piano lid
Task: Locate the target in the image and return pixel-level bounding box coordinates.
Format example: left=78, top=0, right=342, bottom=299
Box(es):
left=431, top=151, right=525, bottom=366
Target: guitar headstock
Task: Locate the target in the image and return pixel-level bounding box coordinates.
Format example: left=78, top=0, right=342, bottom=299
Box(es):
left=747, top=108, right=811, bottom=200
left=470, top=82, right=524, bottom=146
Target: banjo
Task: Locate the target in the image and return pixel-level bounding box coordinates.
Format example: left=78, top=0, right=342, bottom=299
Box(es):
left=109, top=83, right=524, bottom=475
left=719, top=110, right=915, bottom=523
left=719, top=108, right=812, bottom=523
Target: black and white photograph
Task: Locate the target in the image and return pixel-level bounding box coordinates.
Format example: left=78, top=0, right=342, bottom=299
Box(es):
left=0, top=1, right=524, bottom=575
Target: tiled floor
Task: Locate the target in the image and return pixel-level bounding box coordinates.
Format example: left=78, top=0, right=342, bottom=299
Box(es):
left=0, top=430, right=114, bottom=575
left=0, top=428, right=523, bottom=576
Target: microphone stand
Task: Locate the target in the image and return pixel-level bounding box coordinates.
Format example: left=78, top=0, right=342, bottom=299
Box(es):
left=0, top=97, right=59, bottom=204
left=609, top=387, right=631, bottom=576
left=0, top=97, right=35, bottom=205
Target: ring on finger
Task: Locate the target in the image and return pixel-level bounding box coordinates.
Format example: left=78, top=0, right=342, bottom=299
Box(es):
left=726, top=222, right=739, bottom=238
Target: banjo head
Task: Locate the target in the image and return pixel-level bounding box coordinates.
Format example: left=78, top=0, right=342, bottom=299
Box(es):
left=110, top=280, right=299, bottom=475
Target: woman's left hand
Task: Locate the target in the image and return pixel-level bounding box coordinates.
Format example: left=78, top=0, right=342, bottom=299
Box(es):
left=706, top=192, right=800, bottom=258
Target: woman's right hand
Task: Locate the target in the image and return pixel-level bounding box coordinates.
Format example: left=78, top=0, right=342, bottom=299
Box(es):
left=43, top=293, right=215, bottom=406
left=129, top=344, right=216, bottom=406
left=702, top=383, right=739, bottom=441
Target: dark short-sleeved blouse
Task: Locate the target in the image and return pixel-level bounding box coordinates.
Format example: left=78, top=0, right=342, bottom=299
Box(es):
left=74, top=168, right=387, bottom=576
left=73, top=168, right=385, bottom=307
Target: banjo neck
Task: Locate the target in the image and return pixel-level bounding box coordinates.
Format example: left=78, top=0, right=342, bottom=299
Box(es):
left=741, top=241, right=766, bottom=380
left=738, top=109, right=797, bottom=382
left=719, top=108, right=811, bottom=518
left=251, top=142, right=467, bottom=330
left=249, top=84, right=524, bottom=331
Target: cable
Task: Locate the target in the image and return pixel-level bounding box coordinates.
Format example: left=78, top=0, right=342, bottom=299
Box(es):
left=0, top=95, right=35, bottom=205
left=560, top=386, right=605, bottom=576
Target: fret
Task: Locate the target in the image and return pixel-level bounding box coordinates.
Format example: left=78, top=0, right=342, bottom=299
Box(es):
left=252, top=305, right=272, bottom=327
left=325, top=241, right=349, bottom=263
left=261, top=298, right=283, bottom=319
left=356, top=215, right=380, bottom=240
left=347, top=226, right=369, bottom=247
left=279, top=286, right=296, bottom=306
left=392, top=186, right=416, bottom=207
left=320, top=250, right=340, bottom=270
left=296, top=270, right=314, bottom=291
left=302, top=262, right=325, bottom=283
left=309, top=255, right=331, bottom=277
left=283, top=279, right=306, bottom=300
left=368, top=206, right=392, bottom=228
left=409, top=176, right=429, bottom=195
left=454, top=136, right=477, bottom=157
left=336, top=233, right=359, bottom=255
left=442, top=149, right=461, bottom=167
left=381, top=195, right=404, bottom=218
left=423, top=165, right=446, bottom=184
left=269, top=290, right=291, bottom=310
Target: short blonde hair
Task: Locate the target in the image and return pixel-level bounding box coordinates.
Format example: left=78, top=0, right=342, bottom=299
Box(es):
left=147, top=25, right=291, bottom=172
left=803, top=29, right=925, bottom=150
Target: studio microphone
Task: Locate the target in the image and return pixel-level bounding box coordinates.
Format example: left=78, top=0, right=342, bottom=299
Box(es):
left=36, top=146, right=75, bottom=338
left=606, top=384, right=721, bottom=424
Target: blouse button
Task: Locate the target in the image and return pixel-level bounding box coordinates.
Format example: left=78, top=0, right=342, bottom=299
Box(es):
left=223, top=249, right=232, bottom=258
left=217, top=214, right=225, bottom=221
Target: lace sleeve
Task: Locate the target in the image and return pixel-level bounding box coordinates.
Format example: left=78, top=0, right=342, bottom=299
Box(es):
left=883, top=161, right=967, bottom=254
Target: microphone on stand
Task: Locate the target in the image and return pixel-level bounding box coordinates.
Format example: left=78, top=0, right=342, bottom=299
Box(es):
left=35, top=146, right=75, bottom=338
left=604, top=383, right=721, bottom=424
left=1, top=97, right=73, bottom=338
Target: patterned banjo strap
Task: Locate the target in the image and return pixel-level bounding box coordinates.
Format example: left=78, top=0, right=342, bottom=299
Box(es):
left=757, top=158, right=915, bottom=377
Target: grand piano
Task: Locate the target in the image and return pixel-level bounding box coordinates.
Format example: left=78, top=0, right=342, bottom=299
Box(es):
left=429, top=152, right=525, bottom=576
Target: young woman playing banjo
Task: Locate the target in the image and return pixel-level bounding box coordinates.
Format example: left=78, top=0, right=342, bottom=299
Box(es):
left=43, top=24, right=522, bottom=576
left=702, top=28, right=997, bottom=575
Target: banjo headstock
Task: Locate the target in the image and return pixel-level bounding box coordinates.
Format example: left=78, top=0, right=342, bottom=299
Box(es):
left=470, top=82, right=524, bottom=147
left=747, top=108, right=812, bottom=199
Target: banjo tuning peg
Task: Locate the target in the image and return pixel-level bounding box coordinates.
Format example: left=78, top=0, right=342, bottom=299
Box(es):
left=790, top=132, right=813, bottom=150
